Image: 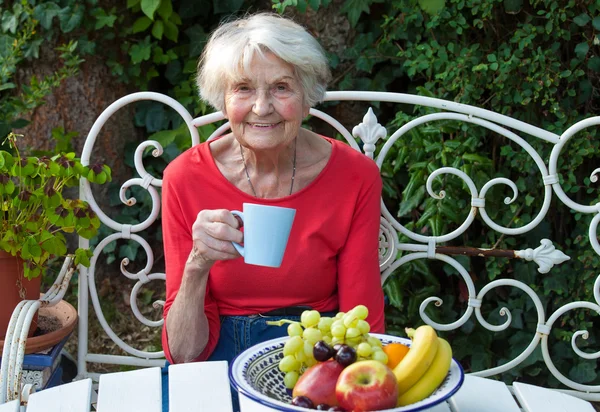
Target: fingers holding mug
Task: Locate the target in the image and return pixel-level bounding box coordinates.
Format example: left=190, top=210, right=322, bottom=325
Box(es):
left=192, top=209, right=244, bottom=262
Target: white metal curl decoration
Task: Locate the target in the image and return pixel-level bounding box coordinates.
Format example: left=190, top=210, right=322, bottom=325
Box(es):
left=130, top=273, right=166, bottom=328
left=133, top=140, right=164, bottom=187
left=381, top=253, right=476, bottom=331
left=470, top=279, right=546, bottom=377
left=377, top=112, right=553, bottom=246
left=542, top=301, right=600, bottom=392
left=378, top=217, right=397, bottom=271
left=86, top=233, right=164, bottom=358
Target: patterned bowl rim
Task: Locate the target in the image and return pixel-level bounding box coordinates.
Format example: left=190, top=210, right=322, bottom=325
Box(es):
left=229, top=333, right=465, bottom=412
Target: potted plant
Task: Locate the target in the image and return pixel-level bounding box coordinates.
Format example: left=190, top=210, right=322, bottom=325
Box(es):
left=0, top=132, right=111, bottom=340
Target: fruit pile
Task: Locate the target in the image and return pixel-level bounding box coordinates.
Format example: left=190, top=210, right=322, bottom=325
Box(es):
left=267, top=305, right=453, bottom=411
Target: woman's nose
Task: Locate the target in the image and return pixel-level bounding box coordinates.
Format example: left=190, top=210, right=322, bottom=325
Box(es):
left=252, top=90, right=273, bottom=116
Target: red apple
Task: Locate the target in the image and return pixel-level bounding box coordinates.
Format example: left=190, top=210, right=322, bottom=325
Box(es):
left=293, top=360, right=344, bottom=407
left=335, top=360, right=398, bottom=411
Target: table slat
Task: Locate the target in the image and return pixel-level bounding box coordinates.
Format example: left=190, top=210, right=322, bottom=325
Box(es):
left=448, top=375, right=520, bottom=412
left=0, top=400, right=19, bottom=412
left=27, top=378, right=92, bottom=412
left=513, top=382, right=595, bottom=412
left=96, top=367, right=161, bottom=412
left=168, top=361, right=233, bottom=412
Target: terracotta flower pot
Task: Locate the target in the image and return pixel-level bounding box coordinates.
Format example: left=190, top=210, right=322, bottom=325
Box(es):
left=0, top=251, right=41, bottom=340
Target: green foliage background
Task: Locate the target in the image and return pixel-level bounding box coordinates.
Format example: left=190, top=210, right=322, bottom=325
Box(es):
left=2, top=0, right=600, bottom=389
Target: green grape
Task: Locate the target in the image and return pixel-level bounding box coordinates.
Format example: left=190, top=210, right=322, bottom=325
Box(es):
left=322, top=335, right=332, bottom=345
left=283, top=336, right=304, bottom=356
left=295, top=347, right=307, bottom=362
left=287, top=322, right=304, bottom=337
left=279, top=355, right=300, bottom=372
left=372, top=350, right=388, bottom=364
left=317, top=317, right=333, bottom=332
left=305, top=357, right=317, bottom=367
left=345, top=336, right=362, bottom=347
left=353, top=305, right=369, bottom=320
left=335, top=311, right=345, bottom=319
left=284, top=371, right=299, bottom=389
left=356, top=320, right=370, bottom=334
left=356, top=342, right=372, bottom=357
left=343, top=312, right=358, bottom=328
left=345, top=327, right=361, bottom=339
left=331, top=323, right=346, bottom=338
left=303, top=327, right=323, bottom=344
left=331, top=336, right=344, bottom=345
left=303, top=340, right=314, bottom=358
left=301, top=310, right=321, bottom=328
left=367, top=336, right=383, bottom=348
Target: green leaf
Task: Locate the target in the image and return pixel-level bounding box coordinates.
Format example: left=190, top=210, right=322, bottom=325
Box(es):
left=151, top=20, right=164, bottom=40
left=1, top=12, right=17, bottom=34
left=58, top=5, right=84, bottom=33
left=575, top=42, right=589, bottom=59
left=503, top=0, right=522, bottom=14
left=141, top=0, right=161, bottom=20
left=588, top=56, right=600, bottom=73
left=163, top=20, right=178, bottom=42
left=573, top=13, right=591, bottom=27
left=129, top=37, right=152, bottom=64
left=157, top=0, right=173, bottom=19
left=569, top=362, right=596, bottom=383
left=340, top=0, right=372, bottom=27
left=185, top=25, right=206, bottom=57
left=418, top=0, right=445, bottom=15
left=0, top=34, right=13, bottom=59
left=94, top=9, right=117, bottom=29
left=593, top=16, right=600, bottom=31
left=132, top=16, right=153, bottom=33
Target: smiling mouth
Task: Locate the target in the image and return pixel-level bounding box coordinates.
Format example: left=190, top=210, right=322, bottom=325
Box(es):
left=248, top=122, right=280, bottom=128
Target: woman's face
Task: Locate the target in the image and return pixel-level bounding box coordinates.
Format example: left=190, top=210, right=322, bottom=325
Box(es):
left=223, top=51, right=309, bottom=152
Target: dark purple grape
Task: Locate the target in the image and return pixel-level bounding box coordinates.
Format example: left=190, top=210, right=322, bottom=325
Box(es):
left=335, top=345, right=357, bottom=367
left=328, top=407, right=347, bottom=411
left=313, top=341, right=335, bottom=362
left=291, top=395, right=315, bottom=409
left=316, top=404, right=330, bottom=410
left=332, top=343, right=345, bottom=352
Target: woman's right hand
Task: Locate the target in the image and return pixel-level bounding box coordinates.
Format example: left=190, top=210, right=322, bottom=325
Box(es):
left=190, top=209, right=244, bottom=265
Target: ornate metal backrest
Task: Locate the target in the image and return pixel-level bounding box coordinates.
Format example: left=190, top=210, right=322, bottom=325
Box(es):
left=78, top=91, right=600, bottom=399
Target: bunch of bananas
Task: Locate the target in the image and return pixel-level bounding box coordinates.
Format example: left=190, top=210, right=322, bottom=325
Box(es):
left=393, top=325, right=452, bottom=406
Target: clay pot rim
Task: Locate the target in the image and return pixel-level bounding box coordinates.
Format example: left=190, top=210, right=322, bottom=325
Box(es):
left=0, top=298, right=78, bottom=354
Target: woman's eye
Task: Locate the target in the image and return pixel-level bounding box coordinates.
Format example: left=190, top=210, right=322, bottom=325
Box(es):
left=235, top=85, right=251, bottom=92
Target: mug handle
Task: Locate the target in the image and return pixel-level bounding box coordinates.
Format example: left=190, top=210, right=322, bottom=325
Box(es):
left=230, top=210, right=244, bottom=257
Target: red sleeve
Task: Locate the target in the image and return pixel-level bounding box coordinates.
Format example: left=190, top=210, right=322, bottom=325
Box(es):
left=336, top=159, right=386, bottom=333
left=161, top=163, right=221, bottom=363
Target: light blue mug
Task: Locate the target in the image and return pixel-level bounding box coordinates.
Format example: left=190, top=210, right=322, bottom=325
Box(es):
left=230, top=203, right=296, bottom=267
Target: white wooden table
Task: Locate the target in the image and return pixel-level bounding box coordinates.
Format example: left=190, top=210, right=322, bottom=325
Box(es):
left=0, top=362, right=594, bottom=412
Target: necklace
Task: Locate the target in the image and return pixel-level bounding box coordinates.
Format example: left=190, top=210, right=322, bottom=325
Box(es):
left=239, top=137, right=297, bottom=197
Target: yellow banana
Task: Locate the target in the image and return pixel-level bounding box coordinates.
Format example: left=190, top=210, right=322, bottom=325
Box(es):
left=397, top=337, right=453, bottom=406
left=393, top=325, right=439, bottom=395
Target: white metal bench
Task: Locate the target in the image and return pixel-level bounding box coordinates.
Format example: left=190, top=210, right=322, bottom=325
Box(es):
left=2, top=90, right=600, bottom=410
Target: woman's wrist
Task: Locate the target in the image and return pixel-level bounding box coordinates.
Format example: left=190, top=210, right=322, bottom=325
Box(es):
left=186, top=245, right=211, bottom=270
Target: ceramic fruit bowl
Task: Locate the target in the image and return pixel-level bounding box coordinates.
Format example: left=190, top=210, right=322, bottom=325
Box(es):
left=229, top=333, right=464, bottom=411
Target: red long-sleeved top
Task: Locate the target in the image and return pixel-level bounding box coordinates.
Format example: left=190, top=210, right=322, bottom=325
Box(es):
left=161, top=136, right=385, bottom=363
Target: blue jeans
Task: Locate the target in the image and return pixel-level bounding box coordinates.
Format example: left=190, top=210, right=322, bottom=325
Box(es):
left=161, top=314, right=301, bottom=412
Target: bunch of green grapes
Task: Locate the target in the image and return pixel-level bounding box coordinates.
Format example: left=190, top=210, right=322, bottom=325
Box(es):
left=271, top=305, right=389, bottom=389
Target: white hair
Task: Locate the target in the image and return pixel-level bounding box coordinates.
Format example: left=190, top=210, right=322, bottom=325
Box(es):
left=197, top=13, right=331, bottom=111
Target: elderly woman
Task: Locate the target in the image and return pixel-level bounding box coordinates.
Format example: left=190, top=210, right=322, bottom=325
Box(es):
left=161, top=12, right=385, bottom=406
